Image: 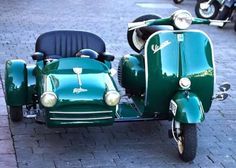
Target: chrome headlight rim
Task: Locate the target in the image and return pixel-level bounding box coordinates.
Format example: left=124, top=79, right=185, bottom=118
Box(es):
left=179, top=77, right=191, bottom=89
left=173, top=10, right=192, bottom=30
left=40, top=91, right=57, bottom=107
left=105, top=90, right=121, bottom=106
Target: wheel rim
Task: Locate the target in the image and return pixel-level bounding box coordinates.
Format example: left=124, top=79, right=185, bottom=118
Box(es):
left=172, top=120, right=184, bottom=154
left=199, top=5, right=215, bottom=18
left=177, top=137, right=184, bottom=154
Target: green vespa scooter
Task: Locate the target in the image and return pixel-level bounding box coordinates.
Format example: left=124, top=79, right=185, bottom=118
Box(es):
left=4, top=9, right=230, bottom=162
left=118, top=10, right=230, bottom=162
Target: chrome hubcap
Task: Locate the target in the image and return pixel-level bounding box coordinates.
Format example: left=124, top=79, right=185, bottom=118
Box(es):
left=199, top=5, right=215, bottom=18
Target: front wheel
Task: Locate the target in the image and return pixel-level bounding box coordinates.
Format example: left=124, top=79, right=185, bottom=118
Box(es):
left=173, top=0, right=184, bottom=4
left=9, top=106, right=23, bottom=122
left=174, top=122, right=197, bottom=162
left=195, top=1, right=220, bottom=19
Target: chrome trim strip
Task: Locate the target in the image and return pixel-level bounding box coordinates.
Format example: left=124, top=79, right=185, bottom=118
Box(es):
left=50, top=116, right=112, bottom=121
left=49, top=111, right=112, bottom=114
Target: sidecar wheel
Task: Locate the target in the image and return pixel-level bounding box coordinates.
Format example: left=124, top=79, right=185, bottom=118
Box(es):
left=195, top=0, right=220, bottom=19
left=9, top=106, right=23, bottom=122
left=173, top=0, right=184, bottom=4
left=127, top=14, right=161, bottom=53
left=178, top=124, right=197, bottom=162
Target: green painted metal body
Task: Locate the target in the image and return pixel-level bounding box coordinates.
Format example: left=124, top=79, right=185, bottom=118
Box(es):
left=5, top=60, right=28, bottom=106
left=35, top=58, right=117, bottom=127
left=172, top=91, right=205, bottom=123
left=26, top=65, right=36, bottom=104
left=119, top=54, right=145, bottom=95
left=121, top=30, right=214, bottom=120
left=4, top=29, right=214, bottom=126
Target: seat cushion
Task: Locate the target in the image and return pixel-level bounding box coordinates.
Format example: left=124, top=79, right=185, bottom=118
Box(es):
left=35, top=30, right=106, bottom=58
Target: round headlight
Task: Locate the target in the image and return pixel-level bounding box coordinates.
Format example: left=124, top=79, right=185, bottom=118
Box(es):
left=173, top=10, right=192, bottom=30
left=105, top=91, right=120, bottom=106
left=179, top=77, right=191, bottom=89
left=40, top=92, right=57, bottom=107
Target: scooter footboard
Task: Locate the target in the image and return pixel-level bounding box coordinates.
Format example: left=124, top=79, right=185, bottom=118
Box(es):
left=170, top=92, right=205, bottom=123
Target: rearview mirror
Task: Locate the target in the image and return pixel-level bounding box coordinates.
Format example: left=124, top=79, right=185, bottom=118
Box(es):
left=219, top=82, right=231, bottom=92
left=31, top=52, right=45, bottom=61
left=215, top=93, right=229, bottom=101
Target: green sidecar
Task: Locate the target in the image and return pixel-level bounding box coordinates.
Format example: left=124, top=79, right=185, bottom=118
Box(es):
left=5, top=30, right=119, bottom=127
left=4, top=10, right=230, bottom=162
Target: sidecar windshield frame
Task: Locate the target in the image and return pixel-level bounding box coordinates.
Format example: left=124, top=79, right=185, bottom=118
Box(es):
left=38, top=57, right=110, bottom=75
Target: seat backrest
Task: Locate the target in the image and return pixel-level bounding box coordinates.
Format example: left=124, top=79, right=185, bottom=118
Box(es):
left=35, top=30, right=106, bottom=58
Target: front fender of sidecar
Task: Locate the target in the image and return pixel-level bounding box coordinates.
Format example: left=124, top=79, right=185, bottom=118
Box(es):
left=5, top=59, right=28, bottom=106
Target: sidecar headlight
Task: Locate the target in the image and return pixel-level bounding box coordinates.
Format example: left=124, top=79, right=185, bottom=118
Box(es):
left=173, top=10, right=192, bottom=30
left=179, top=77, right=191, bottom=89
left=105, top=91, right=120, bottom=106
left=40, top=92, right=57, bottom=107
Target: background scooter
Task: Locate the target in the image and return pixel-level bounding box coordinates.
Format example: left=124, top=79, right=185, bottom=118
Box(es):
left=217, top=0, right=236, bottom=27
left=195, top=0, right=225, bottom=19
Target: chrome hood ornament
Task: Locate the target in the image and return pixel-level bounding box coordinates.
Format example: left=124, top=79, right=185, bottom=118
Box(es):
left=73, top=68, right=88, bottom=94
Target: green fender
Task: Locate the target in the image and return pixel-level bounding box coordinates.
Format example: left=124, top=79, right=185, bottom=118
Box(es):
left=171, top=91, right=205, bottom=123
left=5, top=60, right=27, bottom=106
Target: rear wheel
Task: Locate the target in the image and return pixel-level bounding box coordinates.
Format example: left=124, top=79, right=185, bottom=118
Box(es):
left=173, top=0, right=184, bottom=4
left=127, top=14, right=161, bottom=53
left=9, top=106, right=23, bottom=122
left=218, top=6, right=232, bottom=20
left=195, top=0, right=220, bottom=19
left=217, top=6, right=232, bottom=28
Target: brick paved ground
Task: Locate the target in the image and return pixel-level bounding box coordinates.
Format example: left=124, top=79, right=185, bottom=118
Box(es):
left=0, top=0, right=236, bottom=167
left=0, top=79, right=17, bottom=168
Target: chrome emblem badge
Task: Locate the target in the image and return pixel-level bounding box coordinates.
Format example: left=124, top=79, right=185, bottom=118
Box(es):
left=151, top=40, right=171, bottom=54
left=73, top=68, right=88, bottom=94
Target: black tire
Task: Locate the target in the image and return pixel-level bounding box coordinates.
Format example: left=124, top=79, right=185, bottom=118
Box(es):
left=127, top=15, right=161, bottom=53
left=173, top=0, right=184, bottom=4
left=217, top=6, right=232, bottom=28
left=218, top=6, right=232, bottom=20
left=195, top=0, right=220, bottom=19
left=178, top=124, right=197, bottom=162
left=234, top=21, right=236, bottom=32
left=9, top=106, right=23, bottom=122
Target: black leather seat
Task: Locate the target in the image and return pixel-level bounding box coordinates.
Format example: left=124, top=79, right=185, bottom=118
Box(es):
left=35, top=30, right=106, bottom=58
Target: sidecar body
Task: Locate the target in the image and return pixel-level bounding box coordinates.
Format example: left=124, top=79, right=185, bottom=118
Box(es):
left=5, top=31, right=119, bottom=127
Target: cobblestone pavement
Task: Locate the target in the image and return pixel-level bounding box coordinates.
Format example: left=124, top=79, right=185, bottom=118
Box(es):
left=0, top=0, right=236, bottom=167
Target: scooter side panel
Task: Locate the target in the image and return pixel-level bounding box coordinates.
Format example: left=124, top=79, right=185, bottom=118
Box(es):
left=180, top=31, right=214, bottom=112
left=144, top=30, right=214, bottom=117
left=144, top=31, right=179, bottom=117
